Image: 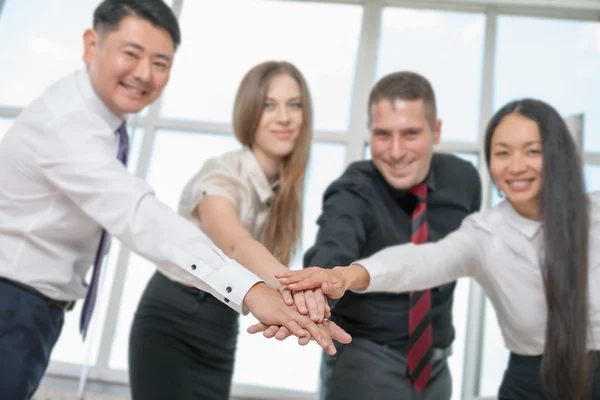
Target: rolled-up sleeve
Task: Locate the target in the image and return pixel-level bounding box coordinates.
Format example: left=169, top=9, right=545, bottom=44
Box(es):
left=179, top=157, right=242, bottom=217
left=37, top=117, right=260, bottom=314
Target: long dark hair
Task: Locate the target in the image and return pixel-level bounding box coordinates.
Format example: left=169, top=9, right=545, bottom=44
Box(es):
left=484, top=99, right=591, bottom=399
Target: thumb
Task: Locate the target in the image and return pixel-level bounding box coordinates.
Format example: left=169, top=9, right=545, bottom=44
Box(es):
left=323, top=283, right=337, bottom=298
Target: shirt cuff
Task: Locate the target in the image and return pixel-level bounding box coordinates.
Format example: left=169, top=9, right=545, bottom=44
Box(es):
left=349, top=258, right=389, bottom=293
left=192, top=259, right=263, bottom=315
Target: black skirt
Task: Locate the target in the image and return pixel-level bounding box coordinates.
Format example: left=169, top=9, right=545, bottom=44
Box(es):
left=128, top=272, right=239, bottom=400
left=499, top=352, right=600, bottom=400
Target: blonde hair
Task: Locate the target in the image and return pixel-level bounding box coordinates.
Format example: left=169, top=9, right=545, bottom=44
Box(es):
left=232, top=61, right=313, bottom=265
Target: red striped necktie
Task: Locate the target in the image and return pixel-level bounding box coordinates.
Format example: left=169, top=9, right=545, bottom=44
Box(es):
left=407, top=183, right=432, bottom=392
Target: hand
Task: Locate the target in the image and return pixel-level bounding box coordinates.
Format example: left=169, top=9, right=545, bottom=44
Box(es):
left=254, top=297, right=331, bottom=345
left=248, top=319, right=351, bottom=347
left=292, top=288, right=329, bottom=322
left=243, top=282, right=344, bottom=354
left=275, top=267, right=350, bottom=299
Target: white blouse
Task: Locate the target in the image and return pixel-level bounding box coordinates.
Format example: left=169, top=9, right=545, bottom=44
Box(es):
left=356, top=191, right=600, bottom=355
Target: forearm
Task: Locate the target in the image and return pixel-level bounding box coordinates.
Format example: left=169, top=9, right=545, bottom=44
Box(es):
left=230, top=236, right=288, bottom=289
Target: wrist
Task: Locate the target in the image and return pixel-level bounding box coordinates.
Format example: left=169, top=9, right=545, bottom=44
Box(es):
left=332, top=266, right=352, bottom=291
left=339, top=264, right=370, bottom=291
left=243, top=281, right=266, bottom=310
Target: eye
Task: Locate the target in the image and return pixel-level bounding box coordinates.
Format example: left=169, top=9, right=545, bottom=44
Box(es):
left=373, top=131, right=389, bottom=138
left=494, top=151, right=509, bottom=157
left=125, top=51, right=138, bottom=59
left=289, top=102, right=302, bottom=109
left=527, top=149, right=542, bottom=155
left=153, top=61, right=169, bottom=70
left=263, top=102, right=275, bottom=109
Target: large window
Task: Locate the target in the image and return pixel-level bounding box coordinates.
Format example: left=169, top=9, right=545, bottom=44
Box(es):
left=376, top=8, right=485, bottom=143
left=160, top=0, right=363, bottom=132
left=0, top=0, right=98, bottom=107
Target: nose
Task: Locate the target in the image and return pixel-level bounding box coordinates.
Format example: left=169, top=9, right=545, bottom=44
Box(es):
left=389, top=134, right=406, bottom=160
left=508, top=154, right=527, bottom=174
left=276, top=105, right=291, bottom=124
left=133, top=58, right=152, bottom=83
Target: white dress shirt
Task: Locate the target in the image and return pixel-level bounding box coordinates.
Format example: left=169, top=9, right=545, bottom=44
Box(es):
left=161, top=147, right=277, bottom=285
left=356, top=191, right=600, bottom=355
left=0, top=68, right=261, bottom=314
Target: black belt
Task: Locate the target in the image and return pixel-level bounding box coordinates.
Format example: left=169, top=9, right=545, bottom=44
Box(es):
left=0, top=277, right=75, bottom=311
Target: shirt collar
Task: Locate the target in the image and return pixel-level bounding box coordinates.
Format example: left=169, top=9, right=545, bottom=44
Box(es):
left=75, top=68, right=124, bottom=133
left=241, top=147, right=277, bottom=205
left=499, top=200, right=542, bottom=239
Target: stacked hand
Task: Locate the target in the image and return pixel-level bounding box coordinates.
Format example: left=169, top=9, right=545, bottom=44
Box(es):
left=275, top=267, right=351, bottom=299
left=243, top=281, right=351, bottom=354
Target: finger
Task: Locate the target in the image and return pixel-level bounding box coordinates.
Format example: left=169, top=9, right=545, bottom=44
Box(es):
left=325, top=303, right=332, bottom=319
left=263, top=325, right=280, bottom=339
left=322, top=282, right=345, bottom=299
left=291, top=312, right=333, bottom=354
left=287, top=276, right=326, bottom=291
left=275, top=269, right=310, bottom=279
left=280, top=287, right=294, bottom=306
left=298, top=331, right=312, bottom=346
left=324, top=320, right=352, bottom=344
left=277, top=273, right=310, bottom=285
left=303, top=289, right=320, bottom=322
left=313, top=288, right=326, bottom=322
left=281, top=317, right=306, bottom=338
left=247, top=322, right=269, bottom=334
left=293, top=291, right=308, bottom=314
left=274, top=326, right=291, bottom=341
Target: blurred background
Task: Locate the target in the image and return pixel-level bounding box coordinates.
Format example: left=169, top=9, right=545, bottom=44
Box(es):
left=0, top=0, right=599, bottom=399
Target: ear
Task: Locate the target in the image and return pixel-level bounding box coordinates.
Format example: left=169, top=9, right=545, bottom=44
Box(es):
left=82, top=28, right=99, bottom=65
left=433, top=119, right=442, bottom=144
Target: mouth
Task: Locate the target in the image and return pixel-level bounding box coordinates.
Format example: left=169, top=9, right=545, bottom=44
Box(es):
left=119, top=81, right=149, bottom=98
left=506, top=178, right=536, bottom=191
left=385, top=160, right=412, bottom=173
left=271, top=129, right=295, bottom=139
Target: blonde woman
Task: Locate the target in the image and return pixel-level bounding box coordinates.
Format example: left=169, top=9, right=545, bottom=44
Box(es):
left=128, top=61, right=346, bottom=400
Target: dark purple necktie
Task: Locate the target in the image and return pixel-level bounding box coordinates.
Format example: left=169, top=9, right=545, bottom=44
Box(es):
left=79, top=122, right=129, bottom=338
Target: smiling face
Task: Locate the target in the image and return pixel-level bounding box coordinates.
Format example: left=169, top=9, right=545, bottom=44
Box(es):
left=252, top=73, right=303, bottom=161
left=369, top=98, right=441, bottom=189
left=83, top=16, right=174, bottom=119
left=489, top=113, right=543, bottom=219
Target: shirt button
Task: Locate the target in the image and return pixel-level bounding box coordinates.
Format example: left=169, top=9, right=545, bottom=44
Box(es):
left=224, top=298, right=230, bottom=303
left=191, top=264, right=197, bottom=270
left=226, top=286, right=232, bottom=293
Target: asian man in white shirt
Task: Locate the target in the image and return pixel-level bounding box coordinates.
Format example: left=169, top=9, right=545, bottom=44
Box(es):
left=0, top=1, right=349, bottom=398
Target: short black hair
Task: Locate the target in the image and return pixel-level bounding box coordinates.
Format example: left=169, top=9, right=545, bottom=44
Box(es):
left=93, top=0, right=181, bottom=50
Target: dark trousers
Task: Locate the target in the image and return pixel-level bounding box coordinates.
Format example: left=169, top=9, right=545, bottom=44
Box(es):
left=499, top=352, right=600, bottom=399
left=0, top=279, right=65, bottom=400
left=320, top=337, right=452, bottom=400
left=129, top=272, right=239, bottom=400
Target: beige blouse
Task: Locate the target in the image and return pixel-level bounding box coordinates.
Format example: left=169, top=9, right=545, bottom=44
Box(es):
left=158, top=146, right=278, bottom=286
